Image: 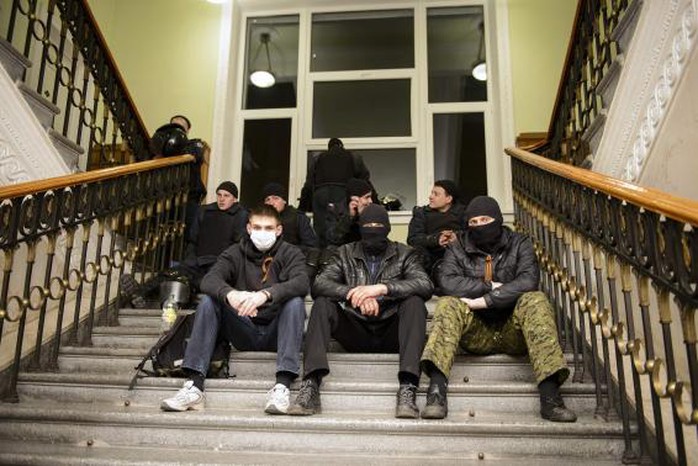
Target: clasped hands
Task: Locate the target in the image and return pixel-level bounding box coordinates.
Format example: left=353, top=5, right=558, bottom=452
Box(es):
left=460, top=282, right=502, bottom=310
left=227, top=290, right=268, bottom=317
left=346, top=284, right=388, bottom=317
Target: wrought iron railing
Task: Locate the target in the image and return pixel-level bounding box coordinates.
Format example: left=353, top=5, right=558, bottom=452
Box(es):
left=2, top=0, right=151, bottom=169
left=0, top=156, right=191, bottom=402
left=542, top=0, right=639, bottom=166
left=507, top=147, right=697, bottom=465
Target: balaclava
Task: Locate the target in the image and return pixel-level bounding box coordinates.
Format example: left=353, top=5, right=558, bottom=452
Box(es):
left=466, top=195, right=504, bottom=253
left=359, top=204, right=391, bottom=256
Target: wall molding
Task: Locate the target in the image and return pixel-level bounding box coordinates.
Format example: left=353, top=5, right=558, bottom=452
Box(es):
left=0, top=56, right=70, bottom=185
left=593, top=0, right=697, bottom=181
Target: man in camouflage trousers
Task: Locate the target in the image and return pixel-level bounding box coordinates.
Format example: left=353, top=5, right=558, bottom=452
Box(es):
left=420, top=196, right=576, bottom=422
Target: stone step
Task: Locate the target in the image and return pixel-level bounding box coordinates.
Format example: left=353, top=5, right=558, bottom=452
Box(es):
left=0, top=37, right=32, bottom=81
left=0, top=402, right=630, bottom=460
left=0, top=440, right=626, bottom=465
left=17, top=81, right=60, bottom=128
left=58, top=347, right=576, bottom=384
left=17, top=371, right=599, bottom=415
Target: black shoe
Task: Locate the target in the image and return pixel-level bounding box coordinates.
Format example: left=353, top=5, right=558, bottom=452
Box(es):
left=288, top=379, right=321, bottom=416
left=540, top=394, right=577, bottom=422
left=120, top=274, right=146, bottom=309
left=395, top=384, right=419, bottom=419
left=421, top=384, right=447, bottom=419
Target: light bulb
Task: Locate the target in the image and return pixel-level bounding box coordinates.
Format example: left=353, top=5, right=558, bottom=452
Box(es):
left=472, top=62, right=487, bottom=81
left=250, top=70, right=276, bottom=88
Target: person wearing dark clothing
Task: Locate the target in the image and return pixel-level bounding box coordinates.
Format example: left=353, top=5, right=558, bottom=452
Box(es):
left=288, top=205, right=433, bottom=419
left=161, top=205, right=309, bottom=414
left=407, top=180, right=467, bottom=274
left=119, top=182, right=247, bottom=307
left=299, top=138, right=373, bottom=247
left=419, top=196, right=576, bottom=423
left=325, top=178, right=374, bottom=247
left=262, top=182, right=318, bottom=250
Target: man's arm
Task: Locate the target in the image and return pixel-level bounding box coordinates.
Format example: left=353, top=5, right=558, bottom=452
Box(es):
left=482, top=237, right=540, bottom=309
left=199, top=247, right=239, bottom=303
left=298, top=212, right=319, bottom=248
left=384, top=249, right=434, bottom=301
left=436, top=244, right=492, bottom=298
left=407, top=206, right=440, bottom=250
left=325, top=205, right=355, bottom=246
left=311, top=249, right=352, bottom=300
left=263, top=245, right=310, bottom=304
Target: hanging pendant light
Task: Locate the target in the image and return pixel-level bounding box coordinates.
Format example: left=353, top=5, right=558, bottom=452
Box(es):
left=472, top=22, right=487, bottom=82
left=250, top=33, right=276, bottom=88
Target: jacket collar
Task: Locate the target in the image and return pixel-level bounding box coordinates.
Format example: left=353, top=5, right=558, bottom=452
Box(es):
left=204, top=202, right=241, bottom=215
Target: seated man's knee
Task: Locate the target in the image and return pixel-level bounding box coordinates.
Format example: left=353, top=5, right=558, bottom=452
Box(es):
left=399, top=295, right=427, bottom=315
left=282, top=296, right=306, bottom=319
left=197, top=295, right=218, bottom=314
left=434, top=296, right=469, bottom=318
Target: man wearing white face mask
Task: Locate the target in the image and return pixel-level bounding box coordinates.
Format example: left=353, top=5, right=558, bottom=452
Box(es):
left=160, top=205, right=309, bottom=415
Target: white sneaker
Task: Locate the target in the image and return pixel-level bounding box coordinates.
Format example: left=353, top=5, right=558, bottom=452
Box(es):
left=264, top=383, right=290, bottom=414
left=160, top=380, right=205, bottom=412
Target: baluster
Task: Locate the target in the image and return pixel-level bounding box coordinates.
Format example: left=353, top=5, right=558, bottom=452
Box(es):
left=83, top=217, right=105, bottom=346
left=138, top=203, right=154, bottom=286
left=678, top=304, right=698, bottom=436
left=0, top=247, right=16, bottom=399
left=602, top=253, right=620, bottom=420
left=28, top=233, right=58, bottom=370
left=68, top=221, right=91, bottom=346
left=581, top=239, right=605, bottom=416
left=593, top=247, right=611, bottom=416
left=656, top=289, right=687, bottom=464
left=21, top=0, right=38, bottom=62
left=101, top=215, right=119, bottom=327
left=7, top=240, right=38, bottom=402
left=637, top=274, right=668, bottom=464
left=48, top=226, right=75, bottom=370
left=174, top=190, right=187, bottom=263
left=61, top=35, right=80, bottom=137
left=7, top=0, right=22, bottom=43
left=620, top=263, right=649, bottom=459
left=557, top=224, right=574, bottom=352
left=50, top=15, right=67, bottom=107
left=35, top=0, right=57, bottom=95
left=563, top=228, right=583, bottom=382
left=571, top=233, right=589, bottom=382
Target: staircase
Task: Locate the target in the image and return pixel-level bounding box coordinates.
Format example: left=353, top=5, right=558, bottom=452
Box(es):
left=0, top=299, right=632, bottom=465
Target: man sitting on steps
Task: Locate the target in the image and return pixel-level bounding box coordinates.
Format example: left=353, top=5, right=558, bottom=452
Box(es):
left=288, top=204, right=433, bottom=419
left=419, top=196, right=577, bottom=422
left=160, top=205, right=308, bottom=414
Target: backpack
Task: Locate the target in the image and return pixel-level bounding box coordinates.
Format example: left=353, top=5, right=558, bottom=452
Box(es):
left=128, top=312, right=231, bottom=390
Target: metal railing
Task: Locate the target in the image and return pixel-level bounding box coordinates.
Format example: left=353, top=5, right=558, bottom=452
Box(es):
left=507, top=147, right=697, bottom=465
left=0, top=156, right=191, bottom=402
left=2, top=0, right=151, bottom=169
left=541, top=0, right=639, bottom=166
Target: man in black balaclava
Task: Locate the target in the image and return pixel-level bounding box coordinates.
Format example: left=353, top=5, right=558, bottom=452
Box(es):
left=288, top=205, right=433, bottom=419
left=325, top=178, right=374, bottom=247
left=419, top=196, right=576, bottom=423
left=299, top=138, right=374, bottom=247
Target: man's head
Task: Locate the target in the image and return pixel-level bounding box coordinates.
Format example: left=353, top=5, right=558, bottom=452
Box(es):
left=328, top=137, right=343, bottom=150
left=247, top=204, right=283, bottom=252
left=216, top=181, right=238, bottom=211
left=347, top=178, right=373, bottom=214
left=359, top=204, right=391, bottom=256
left=262, top=182, right=288, bottom=213
left=429, top=180, right=459, bottom=212
left=466, top=196, right=504, bottom=252
left=170, top=115, right=191, bottom=134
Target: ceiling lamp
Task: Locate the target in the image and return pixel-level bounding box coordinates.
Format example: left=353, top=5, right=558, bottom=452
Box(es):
left=250, top=33, right=276, bottom=88
left=472, top=22, right=487, bottom=82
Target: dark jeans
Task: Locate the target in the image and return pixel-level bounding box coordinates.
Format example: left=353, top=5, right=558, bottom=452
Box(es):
left=303, top=296, right=427, bottom=380
left=183, top=295, right=305, bottom=379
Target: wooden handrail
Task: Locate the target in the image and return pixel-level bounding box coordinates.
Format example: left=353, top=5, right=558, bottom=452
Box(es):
left=506, top=147, right=698, bottom=226
left=0, top=155, right=194, bottom=200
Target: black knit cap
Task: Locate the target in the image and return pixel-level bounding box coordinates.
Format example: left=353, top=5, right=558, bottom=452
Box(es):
left=346, top=178, right=372, bottom=197
left=465, top=195, right=503, bottom=222
left=328, top=137, right=343, bottom=149
left=262, top=182, right=287, bottom=200
left=359, top=204, right=391, bottom=232
left=434, top=179, right=460, bottom=201
left=216, top=181, right=238, bottom=199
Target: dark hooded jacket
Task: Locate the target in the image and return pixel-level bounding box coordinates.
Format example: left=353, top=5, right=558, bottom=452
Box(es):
left=185, top=202, right=248, bottom=267
left=313, top=241, right=433, bottom=320
left=200, top=237, right=309, bottom=324
left=437, top=226, right=539, bottom=321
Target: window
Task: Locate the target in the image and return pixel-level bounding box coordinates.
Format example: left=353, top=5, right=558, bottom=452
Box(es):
left=241, top=119, right=292, bottom=204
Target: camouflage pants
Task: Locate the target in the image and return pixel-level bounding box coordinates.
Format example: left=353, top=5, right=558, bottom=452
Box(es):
left=421, top=291, right=569, bottom=384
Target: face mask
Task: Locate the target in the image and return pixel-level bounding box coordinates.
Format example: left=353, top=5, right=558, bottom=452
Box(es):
left=250, top=230, right=277, bottom=252
left=360, top=226, right=389, bottom=256
left=469, top=221, right=503, bottom=253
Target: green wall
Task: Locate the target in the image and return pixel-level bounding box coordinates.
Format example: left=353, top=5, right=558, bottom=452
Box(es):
left=507, top=0, right=577, bottom=135
left=87, top=0, right=222, bottom=144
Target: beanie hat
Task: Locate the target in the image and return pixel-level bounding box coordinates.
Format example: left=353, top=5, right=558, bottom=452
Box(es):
left=262, top=182, right=287, bottom=200
left=359, top=204, right=391, bottom=232
left=346, top=178, right=372, bottom=198
left=434, top=179, right=461, bottom=202
left=216, top=181, right=238, bottom=199
left=465, top=196, right=503, bottom=222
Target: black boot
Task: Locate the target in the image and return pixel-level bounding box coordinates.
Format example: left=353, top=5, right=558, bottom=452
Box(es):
left=288, top=379, right=322, bottom=416
left=539, top=374, right=577, bottom=423
left=421, top=383, right=448, bottom=419
left=395, top=384, right=419, bottom=419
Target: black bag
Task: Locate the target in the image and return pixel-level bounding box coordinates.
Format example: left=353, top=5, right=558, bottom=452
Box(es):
left=128, top=312, right=231, bottom=390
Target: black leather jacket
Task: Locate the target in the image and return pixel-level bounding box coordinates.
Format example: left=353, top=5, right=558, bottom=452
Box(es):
left=313, top=241, right=433, bottom=318
left=437, top=227, right=539, bottom=320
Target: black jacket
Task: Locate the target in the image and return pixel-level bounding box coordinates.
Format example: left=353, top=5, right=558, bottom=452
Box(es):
left=407, top=203, right=467, bottom=267
left=200, top=237, right=309, bottom=324
left=313, top=241, right=433, bottom=319
left=325, top=202, right=361, bottom=247
left=185, top=202, right=248, bottom=267
left=437, top=227, right=539, bottom=320
left=280, top=205, right=318, bottom=249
